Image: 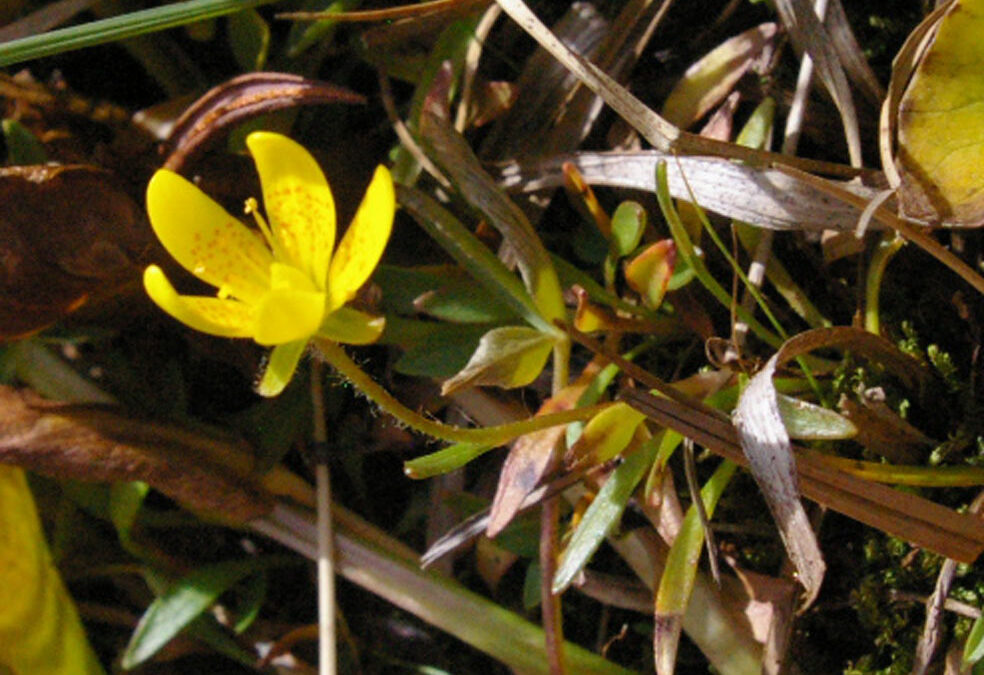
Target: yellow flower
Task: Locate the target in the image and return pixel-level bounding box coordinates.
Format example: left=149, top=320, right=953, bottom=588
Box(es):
left=143, top=132, right=395, bottom=397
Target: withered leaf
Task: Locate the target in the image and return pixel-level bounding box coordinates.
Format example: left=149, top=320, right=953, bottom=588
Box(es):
left=0, top=386, right=274, bottom=522
left=163, top=73, right=365, bottom=173
left=0, top=165, right=149, bottom=339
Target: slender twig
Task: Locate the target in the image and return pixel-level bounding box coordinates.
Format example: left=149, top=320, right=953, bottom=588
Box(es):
left=310, top=361, right=336, bottom=675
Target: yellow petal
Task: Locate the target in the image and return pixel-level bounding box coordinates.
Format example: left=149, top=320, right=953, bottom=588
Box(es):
left=246, top=132, right=335, bottom=287
left=256, top=340, right=307, bottom=397
left=146, top=170, right=271, bottom=303
left=144, top=265, right=254, bottom=338
left=270, top=261, right=317, bottom=293
left=252, top=288, right=325, bottom=346
left=317, top=306, right=385, bottom=345
left=327, top=165, right=395, bottom=311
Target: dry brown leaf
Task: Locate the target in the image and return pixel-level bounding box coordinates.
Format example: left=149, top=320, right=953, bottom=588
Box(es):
left=0, top=386, right=276, bottom=522
left=162, top=73, right=365, bottom=173
left=0, top=165, right=148, bottom=340
left=486, top=386, right=584, bottom=538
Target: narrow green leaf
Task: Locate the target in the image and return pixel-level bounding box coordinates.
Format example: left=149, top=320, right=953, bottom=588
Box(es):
left=109, top=481, right=148, bottom=551
left=397, top=185, right=554, bottom=334
left=0, top=0, right=275, bottom=67
left=553, top=437, right=659, bottom=593
left=655, top=161, right=782, bottom=347
left=404, top=443, right=494, bottom=479
left=655, top=460, right=737, bottom=615
left=965, top=613, right=984, bottom=665
left=523, top=561, right=543, bottom=610
left=122, top=556, right=293, bottom=668
left=231, top=572, right=267, bottom=634
left=285, top=0, right=356, bottom=58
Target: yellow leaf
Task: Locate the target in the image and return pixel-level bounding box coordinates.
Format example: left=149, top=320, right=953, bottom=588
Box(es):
left=565, top=402, right=648, bottom=467
left=895, top=0, right=984, bottom=226
left=441, top=326, right=555, bottom=396
left=0, top=466, right=104, bottom=675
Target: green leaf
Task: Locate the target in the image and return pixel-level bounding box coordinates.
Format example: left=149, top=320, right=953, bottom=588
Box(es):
left=553, top=437, right=659, bottom=593
left=523, top=561, right=542, bottom=610
left=610, top=201, right=646, bottom=257
left=284, top=0, right=356, bottom=59
left=398, top=186, right=554, bottom=334
left=566, top=402, right=648, bottom=467
left=441, top=326, right=556, bottom=395
left=227, top=8, right=269, bottom=71
left=2, top=119, right=47, bottom=164
left=231, top=573, right=267, bottom=634
left=375, top=265, right=519, bottom=323
left=654, top=459, right=737, bottom=673
left=122, top=556, right=294, bottom=668
left=0, top=0, right=275, bottom=67
left=109, top=481, right=148, bottom=551
left=404, top=443, right=494, bottom=479
left=966, top=613, right=984, bottom=665
left=777, top=393, right=857, bottom=440
left=383, top=319, right=491, bottom=378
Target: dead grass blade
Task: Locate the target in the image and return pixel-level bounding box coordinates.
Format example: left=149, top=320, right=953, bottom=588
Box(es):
left=825, top=0, right=884, bottom=104
left=773, top=0, right=861, bottom=166
left=493, top=0, right=862, bottom=171
left=499, top=151, right=881, bottom=231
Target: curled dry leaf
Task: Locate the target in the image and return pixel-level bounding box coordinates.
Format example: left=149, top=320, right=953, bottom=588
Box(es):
left=0, top=386, right=275, bottom=522
left=162, top=72, right=365, bottom=173
left=0, top=165, right=149, bottom=340
left=733, top=327, right=933, bottom=607
left=734, top=352, right=827, bottom=609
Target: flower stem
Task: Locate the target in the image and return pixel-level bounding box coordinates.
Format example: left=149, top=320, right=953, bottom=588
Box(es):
left=312, top=338, right=608, bottom=445
left=310, top=362, right=336, bottom=675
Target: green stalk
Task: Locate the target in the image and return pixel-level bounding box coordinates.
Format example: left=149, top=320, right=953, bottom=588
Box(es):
left=313, top=338, right=606, bottom=444
left=864, top=232, right=905, bottom=335
left=0, top=0, right=275, bottom=66
left=654, top=162, right=782, bottom=348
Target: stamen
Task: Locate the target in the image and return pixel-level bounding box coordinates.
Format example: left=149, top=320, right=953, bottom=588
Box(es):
left=245, top=197, right=287, bottom=261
